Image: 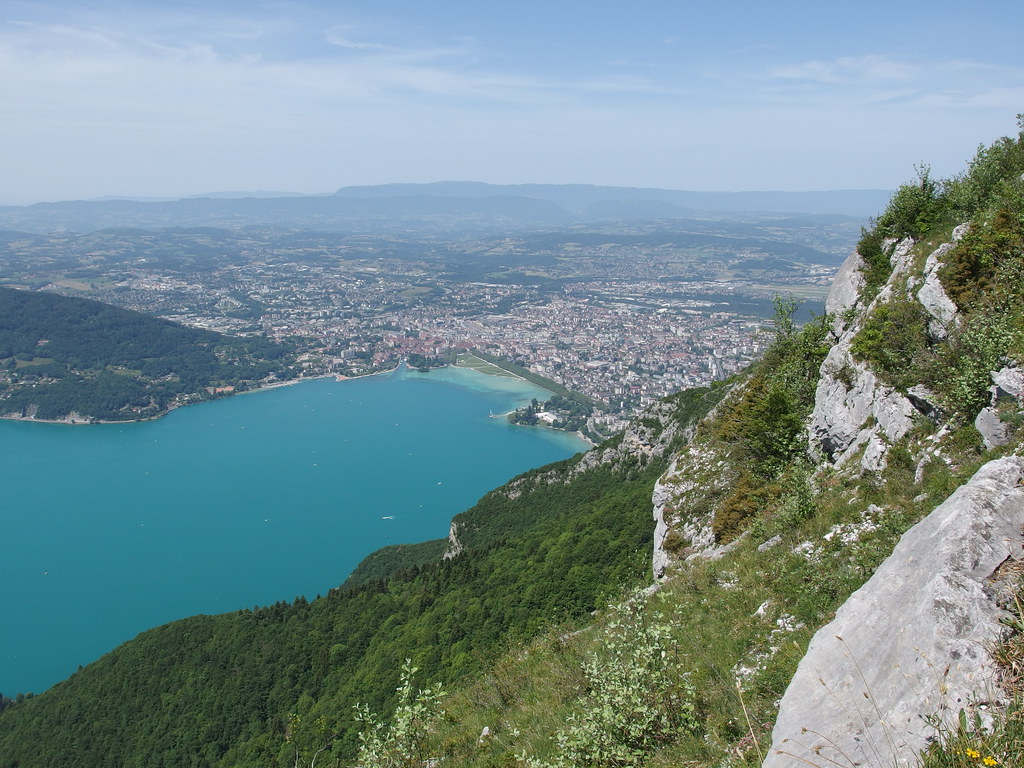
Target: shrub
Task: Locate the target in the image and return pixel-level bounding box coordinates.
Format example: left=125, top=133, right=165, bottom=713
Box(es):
left=850, top=298, right=932, bottom=390
left=714, top=299, right=829, bottom=481
left=521, top=596, right=697, bottom=768
left=661, top=528, right=690, bottom=554
left=877, top=164, right=949, bottom=241
left=857, top=224, right=894, bottom=295
left=945, top=115, right=1024, bottom=222
left=941, top=206, right=1024, bottom=310
left=713, top=473, right=781, bottom=544
left=353, top=660, right=446, bottom=768
left=774, top=463, right=816, bottom=528
left=933, top=312, right=1014, bottom=417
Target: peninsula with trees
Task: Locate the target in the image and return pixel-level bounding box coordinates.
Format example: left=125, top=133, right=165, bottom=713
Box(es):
left=0, top=287, right=298, bottom=422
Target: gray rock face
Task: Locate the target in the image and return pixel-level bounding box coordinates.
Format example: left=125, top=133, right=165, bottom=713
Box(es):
left=888, top=237, right=916, bottom=276
left=825, top=250, right=866, bottom=318
left=762, top=456, right=1024, bottom=768
left=807, top=235, right=924, bottom=472
left=975, top=407, right=1011, bottom=450
left=917, top=242, right=960, bottom=340
left=442, top=521, right=463, bottom=560
left=808, top=342, right=916, bottom=470
left=651, top=389, right=738, bottom=577
left=809, top=345, right=874, bottom=460
left=651, top=463, right=676, bottom=579
left=651, top=441, right=724, bottom=576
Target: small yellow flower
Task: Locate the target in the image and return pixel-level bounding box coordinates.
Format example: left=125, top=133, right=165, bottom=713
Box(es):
left=982, top=757, right=998, bottom=767
left=966, top=748, right=981, bottom=759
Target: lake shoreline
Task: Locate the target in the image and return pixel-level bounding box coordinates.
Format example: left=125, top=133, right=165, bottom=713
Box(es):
left=1, top=363, right=586, bottom=695
left=0, top=362, right=420, bottom=426
left=0, top=356, right=564, bottom=428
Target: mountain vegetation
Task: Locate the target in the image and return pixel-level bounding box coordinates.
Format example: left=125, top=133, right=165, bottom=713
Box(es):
left=0, top=287, right=297, bottom=421
left=1, top=120, right=1023, bottom=768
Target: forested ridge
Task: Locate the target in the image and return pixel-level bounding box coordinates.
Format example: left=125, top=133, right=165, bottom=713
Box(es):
left=0, top=385, right=724, bottom=767
left=0, top=287, right=296, bottom=420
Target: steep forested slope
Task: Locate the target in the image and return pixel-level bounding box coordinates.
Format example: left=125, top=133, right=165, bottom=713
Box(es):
left=0, top=287, right=295, bottom=420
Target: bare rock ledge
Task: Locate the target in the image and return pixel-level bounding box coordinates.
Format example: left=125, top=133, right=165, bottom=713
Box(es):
left=763, top=456, right=1024, bottom=768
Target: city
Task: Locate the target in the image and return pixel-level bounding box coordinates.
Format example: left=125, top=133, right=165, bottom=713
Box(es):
left=0, top=218, right=849, bottom=434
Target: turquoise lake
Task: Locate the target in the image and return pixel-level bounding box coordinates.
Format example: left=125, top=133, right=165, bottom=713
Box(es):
left=0, top=366, right=587, bottom=696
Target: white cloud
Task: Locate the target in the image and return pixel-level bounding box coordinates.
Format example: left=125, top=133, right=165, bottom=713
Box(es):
left=771, top=55, right=920, bottom=84
left=763, top=54, right=1024, bottom=107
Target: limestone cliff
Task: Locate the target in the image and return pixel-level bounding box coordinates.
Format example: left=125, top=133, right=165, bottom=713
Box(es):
left=763, top=456, right=1024, bottom=768
left=805, top=230, right=965, bottom=473
left=648, top=154, right=1024, bottom=766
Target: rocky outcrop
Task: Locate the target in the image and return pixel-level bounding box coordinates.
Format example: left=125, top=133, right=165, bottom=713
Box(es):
left=651, top=387, right=742, bottom=576
left=651, top=442, right=729, bottom=577
left=809, top=344, right=916, bottom=470
left=442, top=521, right=464, bottom=560
left=808, top=243, right=913, bottom=471
left=763, top=456, right=1024, bottom=768
left=917, top=240, right=960, bottom=340
left=573, top=398, right=689, bottom=474
left=824, top=249, right=866, bottom=318
left=502, top=397, right=691, bottom=504
left=806, top=234, right=972, bottom=472
left=976, top=366, right=1024, bottom=450
left=651, top=463, right=676, bottom=579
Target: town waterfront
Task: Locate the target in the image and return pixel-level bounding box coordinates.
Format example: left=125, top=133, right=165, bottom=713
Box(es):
left=0, top=366, right=587, bottom=696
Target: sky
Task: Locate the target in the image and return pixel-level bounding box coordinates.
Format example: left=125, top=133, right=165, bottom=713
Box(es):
left=2, top=0, right=1023, bottom=205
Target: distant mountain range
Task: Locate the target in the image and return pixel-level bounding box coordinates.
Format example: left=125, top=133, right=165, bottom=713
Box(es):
left=0, top=182, right=891, bottom=235
left=333, top=181, right=891, bottom=216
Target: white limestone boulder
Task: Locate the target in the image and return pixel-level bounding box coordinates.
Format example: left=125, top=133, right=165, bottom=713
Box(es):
left=917, top=242, right=960, bottom=340
left=763, top=456, right=1024, bottom=768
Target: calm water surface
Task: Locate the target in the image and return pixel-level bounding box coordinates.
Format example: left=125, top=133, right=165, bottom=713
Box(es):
left=0, top=366, right=586, bottom=695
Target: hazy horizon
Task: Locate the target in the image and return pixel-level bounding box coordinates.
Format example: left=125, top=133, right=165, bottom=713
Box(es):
left=0, top=181, right=897, bottom=209
left=3, top=0, right=1022, bottom=205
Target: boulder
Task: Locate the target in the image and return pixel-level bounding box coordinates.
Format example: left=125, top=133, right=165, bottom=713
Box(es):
left=763, top=457, right=1024, bottom=768
left=906, top=384, right=944, bottom=422
left=825, top=250, right=866, bottom=320
left=993, top=366, right=1024, bottom=402
left=974, top=367, right=1024, bottom=450
left=975, top=407, right=1011, bottom=450
left=917, top=242, right=959, bottom=340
